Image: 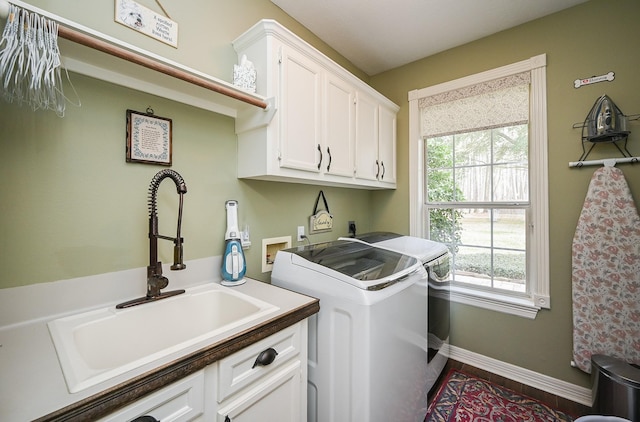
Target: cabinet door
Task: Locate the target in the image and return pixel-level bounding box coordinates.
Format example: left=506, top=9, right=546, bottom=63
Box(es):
left=278, top=46, right=323, bottom=173
left=98, top=371, right=204, bottom=422
left=217, top=361, right=301, bottom=422
left=378, top=106, right=397, bottom=184
left=218, top=323, right=301, bottom=402
left=324, top=74, right=355, bottom=178
left=354, top=91, right=379, bottom=181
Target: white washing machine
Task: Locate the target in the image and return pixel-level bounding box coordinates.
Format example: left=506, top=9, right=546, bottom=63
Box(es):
left=348, top=233, right=451, bottom=394
left=272, top=239, right=430, bottom=422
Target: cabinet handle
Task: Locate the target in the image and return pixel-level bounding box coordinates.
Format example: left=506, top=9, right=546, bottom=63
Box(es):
left=317, top=144, right=322, bottom=170
left=252, top=347, right=278, bottom=368
left=380, top=161, right=385, bottom=180
left=326, top=146, right=332, bottom=172
left=375, top=160, right=380, bottom=179
left=131, top=417, right=159, bottom=422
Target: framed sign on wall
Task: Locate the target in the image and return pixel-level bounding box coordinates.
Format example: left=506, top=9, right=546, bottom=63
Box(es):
left=126, top=108, right=172, bottom=166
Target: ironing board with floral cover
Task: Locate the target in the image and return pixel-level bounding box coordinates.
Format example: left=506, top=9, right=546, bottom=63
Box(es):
left=572, top=166, right=640, bottom=373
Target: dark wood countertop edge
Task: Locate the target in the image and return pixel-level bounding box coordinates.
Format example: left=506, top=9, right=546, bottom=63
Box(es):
left=35, top=299, right=319, bottom=422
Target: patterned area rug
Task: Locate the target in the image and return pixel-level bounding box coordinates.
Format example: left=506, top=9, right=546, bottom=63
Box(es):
left=426, top=369, right=575, bottom=421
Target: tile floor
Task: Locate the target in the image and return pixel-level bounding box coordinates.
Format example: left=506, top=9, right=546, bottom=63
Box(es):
left=429, top=359, right=593, bottom=419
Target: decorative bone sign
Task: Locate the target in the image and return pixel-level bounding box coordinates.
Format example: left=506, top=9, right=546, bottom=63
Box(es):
left=574, top=71, right=615, bottom=89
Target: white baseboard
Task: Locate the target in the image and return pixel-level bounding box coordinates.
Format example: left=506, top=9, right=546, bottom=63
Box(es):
left=448, top=345, right=592, bottom=407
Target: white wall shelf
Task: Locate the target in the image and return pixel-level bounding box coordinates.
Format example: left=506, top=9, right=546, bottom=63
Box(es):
left=5, top=0, right=271, bottom=119
left=58, top=37, right=269, bottom=119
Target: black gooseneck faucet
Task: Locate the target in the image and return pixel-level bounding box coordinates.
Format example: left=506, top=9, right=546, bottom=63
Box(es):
left=116, top=169, right=188, bottom=309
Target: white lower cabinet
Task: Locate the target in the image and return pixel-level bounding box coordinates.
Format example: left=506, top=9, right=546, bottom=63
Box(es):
left=215, top=322, right=306, bottom=422
left=216, top=361, right=301, bottom=422
left=100, top=321, right=307, bottom=422
left=98, top=371, right=205, bottom=422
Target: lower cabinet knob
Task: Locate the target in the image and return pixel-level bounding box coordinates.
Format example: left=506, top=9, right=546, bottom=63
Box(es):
left=252, top=347, right=278, bottom=368
left=132, top=416, right=159, bottom=422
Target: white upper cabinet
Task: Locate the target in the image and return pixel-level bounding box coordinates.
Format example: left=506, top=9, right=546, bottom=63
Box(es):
left=324, top=73, right=356, bottom=178
left=233, top=19, right=398, bottom=189
left=378, top=105, right=397, bottom=185
left=354, top=91, right=396, bottom=187
left=355, top=90, right=379, bottom=182
left=278, top=46, right=324, bottom=173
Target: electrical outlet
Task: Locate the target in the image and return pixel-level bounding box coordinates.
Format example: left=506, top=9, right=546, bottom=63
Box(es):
left=348, top=220, right=356, bottom=237
left=297, top=226, right=305, bottom=241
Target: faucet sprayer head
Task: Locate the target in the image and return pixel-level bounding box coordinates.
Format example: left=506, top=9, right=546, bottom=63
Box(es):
left=148, top=169, right=187, bottom=218
left=171, top=241, right=186, bottom=270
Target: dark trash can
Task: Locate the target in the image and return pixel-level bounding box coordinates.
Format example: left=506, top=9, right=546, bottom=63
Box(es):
left=592, top=354, right=640, bottom=421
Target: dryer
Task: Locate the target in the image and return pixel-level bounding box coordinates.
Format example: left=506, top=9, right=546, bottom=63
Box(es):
left=272, top=239, right=430, bottom=422
left=350, top=232, right=451, bottom=394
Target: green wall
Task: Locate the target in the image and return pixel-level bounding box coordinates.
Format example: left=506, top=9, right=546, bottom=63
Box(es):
left=3, top=0, right=639, bottom=391
left=370, top=0, right=640, bottom=388
left=0, top=0, right=372, bottom=289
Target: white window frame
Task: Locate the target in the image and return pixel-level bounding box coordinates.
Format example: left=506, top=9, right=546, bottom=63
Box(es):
left=408, top=54, right=549, bottom=319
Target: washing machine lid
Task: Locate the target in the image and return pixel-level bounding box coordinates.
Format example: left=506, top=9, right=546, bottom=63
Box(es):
left=286, top=240, right=422, bottom=290
left=355, top=232, right=448, bottom=263
left=355, top=232, right=403, bottom=243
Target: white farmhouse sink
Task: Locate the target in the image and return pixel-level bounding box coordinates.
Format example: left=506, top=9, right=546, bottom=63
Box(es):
left=48, top=283, right=279, bottom=393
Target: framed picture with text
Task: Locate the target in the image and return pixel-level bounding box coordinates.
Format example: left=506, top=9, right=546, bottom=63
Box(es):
left=126, top=108, right=172, bottom=165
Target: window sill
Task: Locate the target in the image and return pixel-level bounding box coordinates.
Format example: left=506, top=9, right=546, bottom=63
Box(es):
left=449, top=285, right=541, bottom=319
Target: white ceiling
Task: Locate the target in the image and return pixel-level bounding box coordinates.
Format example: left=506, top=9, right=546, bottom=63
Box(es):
left=270, top=0, right=588, bottom=75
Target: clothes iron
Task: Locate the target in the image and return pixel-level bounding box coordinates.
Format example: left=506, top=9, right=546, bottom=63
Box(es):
left=584, top=94, right=628, bottom=142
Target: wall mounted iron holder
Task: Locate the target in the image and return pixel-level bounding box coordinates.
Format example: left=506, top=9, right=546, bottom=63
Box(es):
left=571, top=94, right=640, bottom=162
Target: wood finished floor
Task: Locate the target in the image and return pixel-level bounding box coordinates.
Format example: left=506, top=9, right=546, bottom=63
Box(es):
left=429, top=359, right=593, bottom=419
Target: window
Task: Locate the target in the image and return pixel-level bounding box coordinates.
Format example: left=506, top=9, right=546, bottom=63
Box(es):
left=426, top=125, right=529, bottom=292
left=408, top=55, right=549, bottom=318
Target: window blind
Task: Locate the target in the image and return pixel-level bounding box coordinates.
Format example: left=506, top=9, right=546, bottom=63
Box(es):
left=419, top=72, right=530, bottom=138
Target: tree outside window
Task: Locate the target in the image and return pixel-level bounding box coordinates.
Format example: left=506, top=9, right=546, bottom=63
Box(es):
left=426, top=125, right=528, bottom=292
